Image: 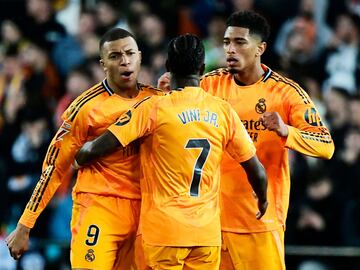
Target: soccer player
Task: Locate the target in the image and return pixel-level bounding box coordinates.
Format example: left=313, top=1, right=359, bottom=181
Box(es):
left=74, top=33, right=268, bottom=269
left=200, top=11, right=335, bottom=269
left=5, top=28, right=162, bottom=269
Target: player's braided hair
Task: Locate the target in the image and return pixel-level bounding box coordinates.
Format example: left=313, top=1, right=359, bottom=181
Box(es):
left=167, top=33, right=205, bottom=76
left=227, top=11, right=270, bottom=42
left=99, top=28, right=135, bottom=52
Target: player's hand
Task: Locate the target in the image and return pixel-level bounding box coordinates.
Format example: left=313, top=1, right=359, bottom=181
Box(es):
left=260, top=112, right=288, bottom=137
left=256, top=199, right=268, bottom=220
left=252, top=191, right=268, bottom=219
left=157, top=72, right=171, bottom=92
left=5, top=223, right=31, bottom=260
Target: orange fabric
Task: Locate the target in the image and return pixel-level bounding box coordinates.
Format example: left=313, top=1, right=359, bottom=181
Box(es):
left=200, top=65, right=334, bottom=233
left=19, top=81, right=162, bottom=228
left=220, top=230, right=285, bottom=270
left=70, top=192, right=140, bottom=269
left=108, top=87, right=256, bottom=246
left=143, top=241, right=221, bottom=270
left=135, top=235, right=151, bottom=270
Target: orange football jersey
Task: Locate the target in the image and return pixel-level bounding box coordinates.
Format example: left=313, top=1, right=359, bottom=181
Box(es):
left=108, top=87, right=256, bottom=246
left=200, top=65, right=334, bottom=233
left=19, top=80, right=162, bottom=228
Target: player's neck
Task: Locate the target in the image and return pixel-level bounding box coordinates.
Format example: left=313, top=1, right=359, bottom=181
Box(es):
left=234, top=63, right=265, bottom=86
left=107, top=80, right=140, bottom=98
left=170, top=74, right=200, bottom=90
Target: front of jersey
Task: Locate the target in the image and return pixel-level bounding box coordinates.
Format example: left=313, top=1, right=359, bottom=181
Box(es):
left=19, top=80, right=162, bottom=228
left=200, top=65, right=334, bottom=233
left=108, top=87, right=256, bottom=246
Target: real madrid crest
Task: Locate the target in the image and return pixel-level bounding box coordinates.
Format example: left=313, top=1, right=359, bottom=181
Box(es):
left=255, top=98, right=266, bottom=114
left=85, top=249, right=95, bottom=262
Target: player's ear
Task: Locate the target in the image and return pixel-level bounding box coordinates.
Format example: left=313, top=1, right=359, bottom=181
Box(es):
left=99, top=59, right=106, bottom=71
left=165, top=60, right=170, bottom=72
left=256, top=41, right=267, bottom=57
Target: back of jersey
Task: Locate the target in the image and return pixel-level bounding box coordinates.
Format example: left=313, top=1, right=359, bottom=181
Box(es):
left=137, top=87, right=255, bottom=246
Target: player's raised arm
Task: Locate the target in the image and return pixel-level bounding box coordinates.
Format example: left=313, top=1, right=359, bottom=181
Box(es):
left=5, top=91, right=94, bottom=259
left=76, top=96, right=157, bottom=167
left=261, top=81, right=335, bottom=160
left=75, top=130, right=121, bottom=167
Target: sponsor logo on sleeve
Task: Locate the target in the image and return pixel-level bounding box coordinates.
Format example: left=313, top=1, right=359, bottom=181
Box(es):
left=54, top=122, right=71, bottom=142
left=304, top=108, right=323, bottom=126
left=115, top=110, right=132, bottom=126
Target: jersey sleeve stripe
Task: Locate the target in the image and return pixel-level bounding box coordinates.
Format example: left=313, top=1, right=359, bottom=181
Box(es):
left=26, top=164, right=55, bottom=211
left=67, top=85, right=103, bottom=116
left=68, top=89, right=106, bottom=121
left=269, top=74, right=311, bottom=105
left=27, top=148, right=59, bottom=211
left=46, top=145, right=55, bottom=165
left=32, top=164, right=56, bottom=211
left=300, top=131, right=333, bottom=143
left=133, top=96, right=152, bottom=109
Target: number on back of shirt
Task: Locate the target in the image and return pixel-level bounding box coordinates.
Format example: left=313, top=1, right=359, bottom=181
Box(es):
left=185, top=138, right=211, bottom=197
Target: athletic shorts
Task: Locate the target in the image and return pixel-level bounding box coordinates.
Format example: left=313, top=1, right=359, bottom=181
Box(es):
left=220, top=229, right=285, bottom=270
left=70, top=192, right=140, bottom=269
left=142, top=241, right=220, bottom=270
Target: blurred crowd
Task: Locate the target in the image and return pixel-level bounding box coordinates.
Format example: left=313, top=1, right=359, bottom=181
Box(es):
left=0, top=0, right=359, bottom=269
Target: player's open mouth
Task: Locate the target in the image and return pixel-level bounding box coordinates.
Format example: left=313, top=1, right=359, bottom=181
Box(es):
left=226, top=57, right=238, bottom=66
left=121, top=71, right=133, bottom=80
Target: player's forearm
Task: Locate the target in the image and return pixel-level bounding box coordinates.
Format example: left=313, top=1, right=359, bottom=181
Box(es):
left=76, top=130, right=121, bottom=166
left=285, top=125, right=335, bottom=160
left=241, top=156, right=268, bottom=202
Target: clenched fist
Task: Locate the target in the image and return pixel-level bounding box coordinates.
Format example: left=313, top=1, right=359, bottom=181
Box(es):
left=5, top=223, right=31, bottom=260
left=260, top=112, right=289, bottom=137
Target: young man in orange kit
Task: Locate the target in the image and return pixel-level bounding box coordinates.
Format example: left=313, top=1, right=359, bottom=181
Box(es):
left=155, top=10, right=336, bottom=270
left=6, top=28, right=162, bottom=269
left=74, top=33, right=268, bottom=269
left=200, top=11, right=335, bottom=270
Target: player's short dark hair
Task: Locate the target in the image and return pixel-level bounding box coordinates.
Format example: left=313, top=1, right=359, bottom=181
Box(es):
left=226, top=11, right=270, bottom=42
left=99, top=28, right=135, bottom=52
left=167, top=33, right=205, bottom=76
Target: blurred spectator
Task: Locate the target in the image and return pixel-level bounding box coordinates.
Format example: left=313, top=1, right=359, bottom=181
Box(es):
left=321, top=13, right=360, bottom=94
left=288, top=171, right=344, bottom=246
left=0, top=20, right=28, bottom=55
left=323, top=87, right=351, bottom=153
left=54, top=65, right=93, bottom=127
left=21, top=0, right=66, bottom=52
left=52, top=9, right=99, bottom=76
left=127, top=0, right=151, bottom=36
left=19, top=40, right=62, bottom=111
left=203, top=12, right=227, bottom=72
left=349, top=95, right=360, bottom=128
left=4, top=107, right=53, bottom=242
left=55, top=0, right=81, bottom=35
left=274, top=0, right=332, bottom=64
left=347, top=0, right=360, bottom=17
left=331, top=127, right=360, bottom=199
left=94, top=0, right=130, bottom=36
left=136, top=13, right=168, bottom=82
left=85, top=56, right=105, bottom=83
left=231, top=0, right=255, bottom=11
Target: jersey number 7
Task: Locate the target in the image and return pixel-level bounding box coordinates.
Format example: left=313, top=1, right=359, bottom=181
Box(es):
left=185, top=138, right=211, bottom=197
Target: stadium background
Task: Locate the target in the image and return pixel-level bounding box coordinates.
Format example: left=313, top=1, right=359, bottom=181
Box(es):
left=0, top=0, right=359, bottom=269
